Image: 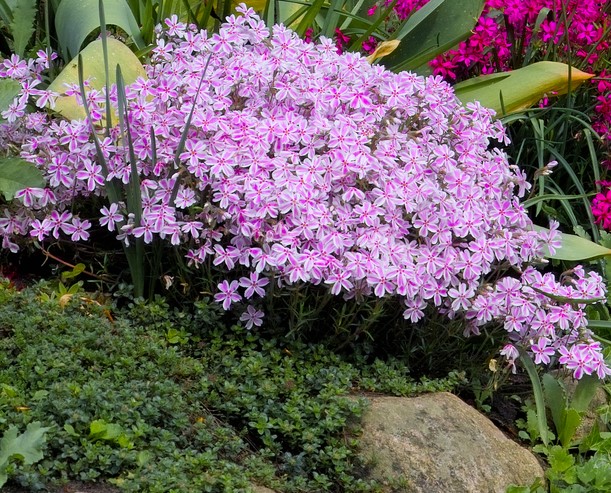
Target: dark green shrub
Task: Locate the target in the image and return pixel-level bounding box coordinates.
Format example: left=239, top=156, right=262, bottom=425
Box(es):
left=0, top=283, right=460, bottom=492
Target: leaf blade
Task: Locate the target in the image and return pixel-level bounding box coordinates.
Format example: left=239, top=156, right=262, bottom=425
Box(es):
left=382, top=0, right=484, bottom=72
left=454, top=62, right=594, bottom=116
left=533, top=225, right=611, bottom=262
left=0, top=158, right=46, bottom=200
left=8, top=0, right=37, bottom=56
left=55, top=0, right=144, bottom=60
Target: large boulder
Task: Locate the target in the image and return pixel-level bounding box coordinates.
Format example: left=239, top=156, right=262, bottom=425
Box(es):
left=357, top=393, right=544, bottom=492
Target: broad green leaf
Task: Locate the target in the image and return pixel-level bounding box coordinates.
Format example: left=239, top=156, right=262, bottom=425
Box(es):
left=572, top=374, right=601, bottom=414
left=55, top=0, right=144, bottom=60
left=542, top=373, right=567, bottom=439
left=267, top=0, right=302, bottom=30
left=0, top=422, right=50, bottom=474
left=0, top=157, right=46, bottom=201
left=454, top=62, right=594, bottom=116
left=533, top=225, right=611, bottom=262
left=89, top=419, right=108, bottom=438
left=63, top=424, right=79, bottom=437
left=0, top=78, right=20, bottom=116
left=9, top=0, right=36, bottom=56
left=547, top=445, right=574, bottom=473
left=137, top=450, right=152, bottom=466
left=558, top=409, right=581, bottom=448
left=382, top=0, right=484, bottom=73
left=47, top=38, right=146, bottom=122
left=61, top=263, right=86, bottom=280
left=89, top=419, right=123, bottom=441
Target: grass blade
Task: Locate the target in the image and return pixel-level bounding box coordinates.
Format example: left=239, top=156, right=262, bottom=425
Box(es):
left=99, top=0, right=113, bottom=136
left=170, top=54, right=212, bottom=204
left=116, top=65, right=145, bottom=297
left=523, top=192, right=594, bottom=209
left=0, top=0, right=13, bottom=24
left=520, top=352, right=549, bottom=447
left=321, top=0, right=343, bottom=39
left=294, top=0, right=325, bottom=37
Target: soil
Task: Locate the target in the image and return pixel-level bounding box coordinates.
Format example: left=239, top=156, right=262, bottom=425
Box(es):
left=4, top=481, right=121, bottom=493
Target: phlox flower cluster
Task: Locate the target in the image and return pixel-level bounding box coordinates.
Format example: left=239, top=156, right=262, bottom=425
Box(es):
left=379, top=0, right=610, bottom=78
left=430, top=0, right=609, bottom=78
left=0, top=5, right=609, bottom=377
left=370, top=0, right=611, bottom=141
left=591, top=183, right=611, bottom=229
left=594, top=74, right=611, bottom=142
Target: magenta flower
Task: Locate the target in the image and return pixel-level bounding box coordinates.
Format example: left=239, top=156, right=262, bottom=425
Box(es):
left=14, top=187, right=44, bottom=207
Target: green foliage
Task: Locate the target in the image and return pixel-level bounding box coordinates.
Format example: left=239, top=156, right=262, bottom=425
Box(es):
left=512, top=370, right=611, bottom=493
left=532, top=443, right=611, bottom=493
left=381, top=0, right=484, bottom=73
left=55, top=0, right=144, bottom=60
left=8, top=0, right=36, bottom=56
left=0, top=0, right=38, bottom=56
left=517, top=368, right=601, bottom=450
left=0, top=158, right=46, bottom=201
left=532, top=225, right=611, bottom=262
left=0, top=284, right=460, bottom=491
left=503, top=91, right=604, bottom=249
left=0, top=422, right=50, bottom=487
left=520, top=353, right=551, bottom=446
left=0, top=77, right=20, bottom=115
left=454, top=62, right=594, bottom=116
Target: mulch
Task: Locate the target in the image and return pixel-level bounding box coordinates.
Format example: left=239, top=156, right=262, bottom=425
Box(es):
left=4, top=481, right=121, bottom=493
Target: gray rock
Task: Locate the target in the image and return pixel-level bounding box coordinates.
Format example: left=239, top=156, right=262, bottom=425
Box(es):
left=357, top=392, right=545, bottom=493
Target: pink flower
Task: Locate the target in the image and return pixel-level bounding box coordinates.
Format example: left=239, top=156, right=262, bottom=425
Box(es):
left=531, top=337, right=555, bottom=365
left=100, top=203, right=123, bottom=231
left=558, top=346, right=595, bottom=380
left=61, top=217, right=91, bottom=242
left=239, top=271, right=269, bottom=299
left=214, top=280, right=241, bottom=310
left=240, top=305, right=264, bottom=329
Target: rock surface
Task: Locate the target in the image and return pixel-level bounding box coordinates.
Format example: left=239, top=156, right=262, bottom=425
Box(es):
left=357, top=392, right=545, bottom=493
left=555, top=374, right=608, bottom=442
left=6, top=393, right=546, bottom=493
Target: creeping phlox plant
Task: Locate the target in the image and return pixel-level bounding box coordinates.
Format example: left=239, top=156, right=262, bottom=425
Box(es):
left=0, top=5, right=609, bottom=378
